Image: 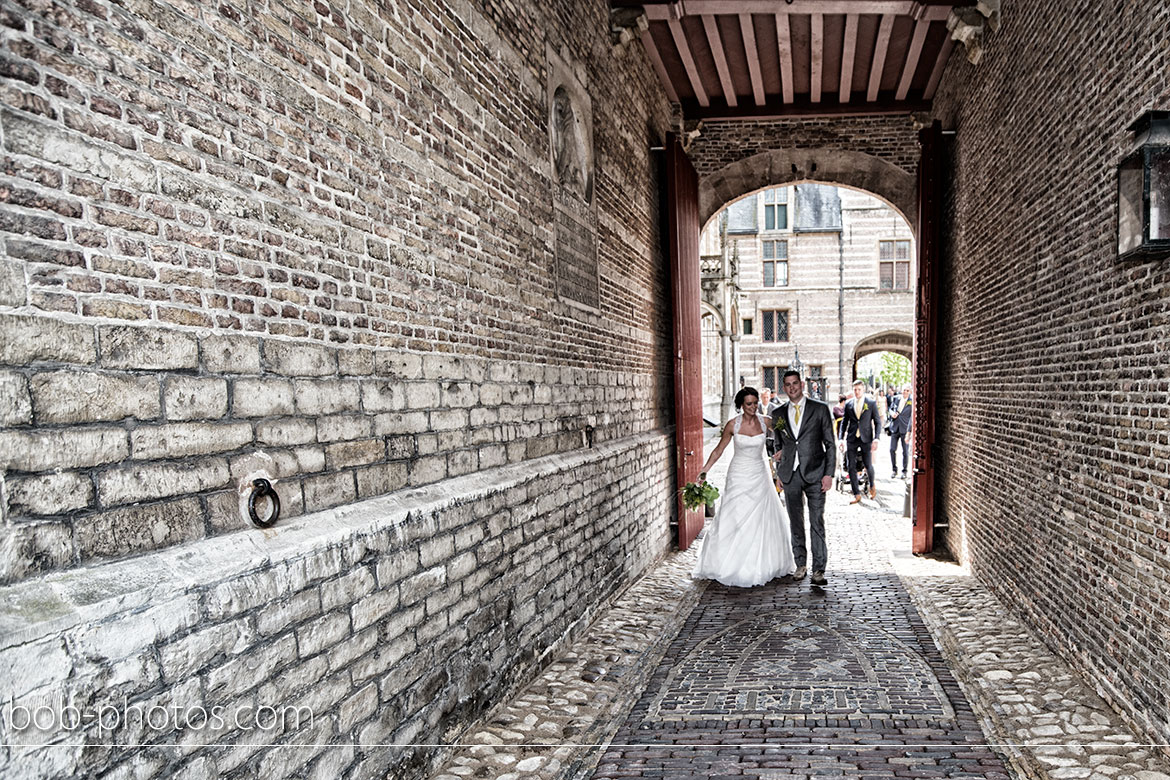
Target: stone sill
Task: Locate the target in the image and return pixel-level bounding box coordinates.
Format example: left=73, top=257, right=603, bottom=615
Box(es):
left=0, top=430, right=671, bottom=651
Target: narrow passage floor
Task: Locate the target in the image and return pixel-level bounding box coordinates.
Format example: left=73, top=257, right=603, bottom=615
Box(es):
left=588, top=472, right=1003, bottom=780
left=428, top=455, right=1170, bottom=780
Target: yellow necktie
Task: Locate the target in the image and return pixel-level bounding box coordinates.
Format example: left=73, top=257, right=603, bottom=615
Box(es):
left=794, top=404, right=802, bottom=426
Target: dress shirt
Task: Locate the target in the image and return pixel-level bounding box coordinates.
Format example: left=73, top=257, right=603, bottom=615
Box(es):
left=788, top=396, right=807, bottom=469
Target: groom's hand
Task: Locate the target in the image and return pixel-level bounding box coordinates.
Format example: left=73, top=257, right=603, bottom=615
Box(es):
left=820, top=475, right=832, bottom=492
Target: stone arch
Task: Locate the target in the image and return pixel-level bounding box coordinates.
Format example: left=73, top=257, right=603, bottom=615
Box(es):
left=699, top=300, right=724, bottom=330
left=698, top=148, right=916, bottom=235
left=853, top=330, right=914, bottom=362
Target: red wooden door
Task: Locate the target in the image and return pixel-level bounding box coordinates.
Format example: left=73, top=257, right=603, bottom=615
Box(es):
left=666, top=134, right=704, bottom=550
left=912, top=121, right=943, bottom=554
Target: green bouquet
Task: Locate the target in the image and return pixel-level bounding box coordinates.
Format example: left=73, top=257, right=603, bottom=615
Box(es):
left=681, top=475, right=719, bottom=511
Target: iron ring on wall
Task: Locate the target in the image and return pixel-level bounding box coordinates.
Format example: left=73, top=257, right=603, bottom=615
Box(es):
left=248, top=478, right=281, bottom=528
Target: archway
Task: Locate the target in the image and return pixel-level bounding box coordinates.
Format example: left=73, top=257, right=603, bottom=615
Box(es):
left=698, top=179, right=916, bottom=412
left=698, top=148, right=917, bottom=238
left=853, top=330, right=914, bottom=362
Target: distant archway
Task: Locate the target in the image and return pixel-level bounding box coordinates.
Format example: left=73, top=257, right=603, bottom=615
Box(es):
left=853, top=330, right=913, bottom=363
left=698, top=148, right=916, bottom=235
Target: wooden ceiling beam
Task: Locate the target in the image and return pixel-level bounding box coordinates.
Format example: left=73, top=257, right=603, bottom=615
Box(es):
left=867, top=14, right=894, bottom=102
left=775, top=14, right=794, bottom=104
left=839, top=13, right=858, bottom=103
left=895, top=16, right=931, bottom=100
left=702, top=14, right=737, bottom=108
left=739, top=14, right=766, bottom=106
left=668, top=17, right=710, bottom=107
left=637, top=1, right=962, bottom=20
left=640, top=28, right=679, bottom=103
left=923, top=36, right=953, bottom=99
left=687, top=97, right=931, bottom=121
left=810, top=13, right=824, bottom=103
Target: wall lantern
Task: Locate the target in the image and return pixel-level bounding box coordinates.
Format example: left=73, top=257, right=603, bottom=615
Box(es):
left=1117, top=110, right=1170, bottom=261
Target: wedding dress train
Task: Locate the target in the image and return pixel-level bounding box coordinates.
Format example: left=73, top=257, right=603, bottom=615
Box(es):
left=692, top=413, right=796, bottom=587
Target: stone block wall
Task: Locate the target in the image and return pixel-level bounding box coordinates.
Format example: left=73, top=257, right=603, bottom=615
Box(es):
left=0, top=0, right=676, bottom=775
left=0, top=315, right=662, bottom=582
left=929, top=0, right=1170, bottom=748
left=0, top=435, right=672, bottom=778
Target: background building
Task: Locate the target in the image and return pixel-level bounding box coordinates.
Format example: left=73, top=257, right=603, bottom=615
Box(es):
left=701, top=184, right=914, bottom=417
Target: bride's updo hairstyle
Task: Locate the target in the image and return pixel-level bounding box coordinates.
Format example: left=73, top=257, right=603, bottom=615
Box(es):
left=734, top=386, right=759, bottom=411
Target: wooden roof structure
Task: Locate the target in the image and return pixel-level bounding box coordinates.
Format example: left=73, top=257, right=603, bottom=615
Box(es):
left=612, top=0, right=975, bottom=120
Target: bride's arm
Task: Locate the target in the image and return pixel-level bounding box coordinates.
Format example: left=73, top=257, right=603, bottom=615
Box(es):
left=699, top=419, right=735, bottom=476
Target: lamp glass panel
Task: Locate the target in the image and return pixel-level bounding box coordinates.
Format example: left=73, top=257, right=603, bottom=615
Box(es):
left=1117, top=152, right=1144, bottom=254
left=1149, top=146, right=1170, bottom=240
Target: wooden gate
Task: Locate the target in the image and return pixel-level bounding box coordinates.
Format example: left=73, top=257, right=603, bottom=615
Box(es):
left=666, top=134, right=704, bottom=550
left=912, top=121, right=943, bottom=554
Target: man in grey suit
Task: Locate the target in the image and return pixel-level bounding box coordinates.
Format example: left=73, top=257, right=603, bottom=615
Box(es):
left=771, top=370, right=837, bottom=586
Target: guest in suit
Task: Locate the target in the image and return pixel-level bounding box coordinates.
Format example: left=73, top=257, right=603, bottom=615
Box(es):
left=888, top=384, right=913, bottom=479
left=771, top=370, right=837, bottom=586
left=838, top=379, right=883, bottom=504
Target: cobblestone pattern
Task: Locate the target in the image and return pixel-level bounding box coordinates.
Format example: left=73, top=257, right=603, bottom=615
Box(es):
left=927, top=0, right=1170, bottom=749
left=587, top=485, right=1008, bottom=778
left=0, top=432, right=673, bottom=780
left=415, top=460, right=1170, bottom=780
left=894, top=530, right=1170, bottom=780
left=414, top=458, right=1170, bottom=780
left=0, top=314, right=662, bottom=581
left=427, top=541, right=705, bottom=780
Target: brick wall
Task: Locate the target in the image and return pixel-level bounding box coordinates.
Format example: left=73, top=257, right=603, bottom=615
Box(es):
left=929, top=0, right=1170, bottom=749
left=686, top=115, right=921, bottom=234
left=0, top=0, right=676, bottom=774
left=0, top=0, right=673, bottom=573
left=688, top=115, right=921, bottom=179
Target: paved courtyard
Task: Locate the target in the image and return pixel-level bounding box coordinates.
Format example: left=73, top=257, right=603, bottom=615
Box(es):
left=427, top=441, right=1170, bottom=780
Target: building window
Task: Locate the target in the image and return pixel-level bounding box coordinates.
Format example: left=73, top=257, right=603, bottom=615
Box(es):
left=762, top=365, right=783, bottom=392
left=762, top=240, right=788, bottom=287
left=879, top=240, right=911, bottom=290
left=761, top=310, right=789, bottom=343
left=742, top=318, right=753, bottom=336
left=763, top=188, right=788, bottom=231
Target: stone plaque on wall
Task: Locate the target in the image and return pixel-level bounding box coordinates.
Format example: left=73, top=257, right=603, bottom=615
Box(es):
left=548, top=47, right=599, bottom=309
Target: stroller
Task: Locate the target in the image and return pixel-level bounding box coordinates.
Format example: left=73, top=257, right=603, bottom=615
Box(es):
left=836, top=445, right=872, bottom=495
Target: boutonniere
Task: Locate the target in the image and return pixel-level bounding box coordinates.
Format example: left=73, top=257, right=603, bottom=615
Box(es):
left=774, top=416, right=792, bottom=437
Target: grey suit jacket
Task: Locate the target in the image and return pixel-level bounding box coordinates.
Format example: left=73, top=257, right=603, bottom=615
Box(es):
left=773, top=399, right=837, bottom=484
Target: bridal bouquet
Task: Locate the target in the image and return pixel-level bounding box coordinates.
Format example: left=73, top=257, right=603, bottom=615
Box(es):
left=680, top=476, right=719, bottom=511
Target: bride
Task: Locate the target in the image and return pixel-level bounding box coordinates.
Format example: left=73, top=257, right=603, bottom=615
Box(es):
left=692, top=387, right=796, bottom=587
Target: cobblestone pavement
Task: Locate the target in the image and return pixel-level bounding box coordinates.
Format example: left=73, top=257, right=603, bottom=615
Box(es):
left=427, top=440, right=1170, bottom=780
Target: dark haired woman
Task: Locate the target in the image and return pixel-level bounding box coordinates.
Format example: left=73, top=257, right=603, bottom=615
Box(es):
left=692, top=387, right=796, bottom=587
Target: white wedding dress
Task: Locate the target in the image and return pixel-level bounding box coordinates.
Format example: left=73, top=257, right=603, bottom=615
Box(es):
left=693, top=413, right=796, bottom=587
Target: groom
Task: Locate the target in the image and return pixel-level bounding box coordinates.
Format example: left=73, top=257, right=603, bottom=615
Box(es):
left=771, top=370, right=837, bottom=586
